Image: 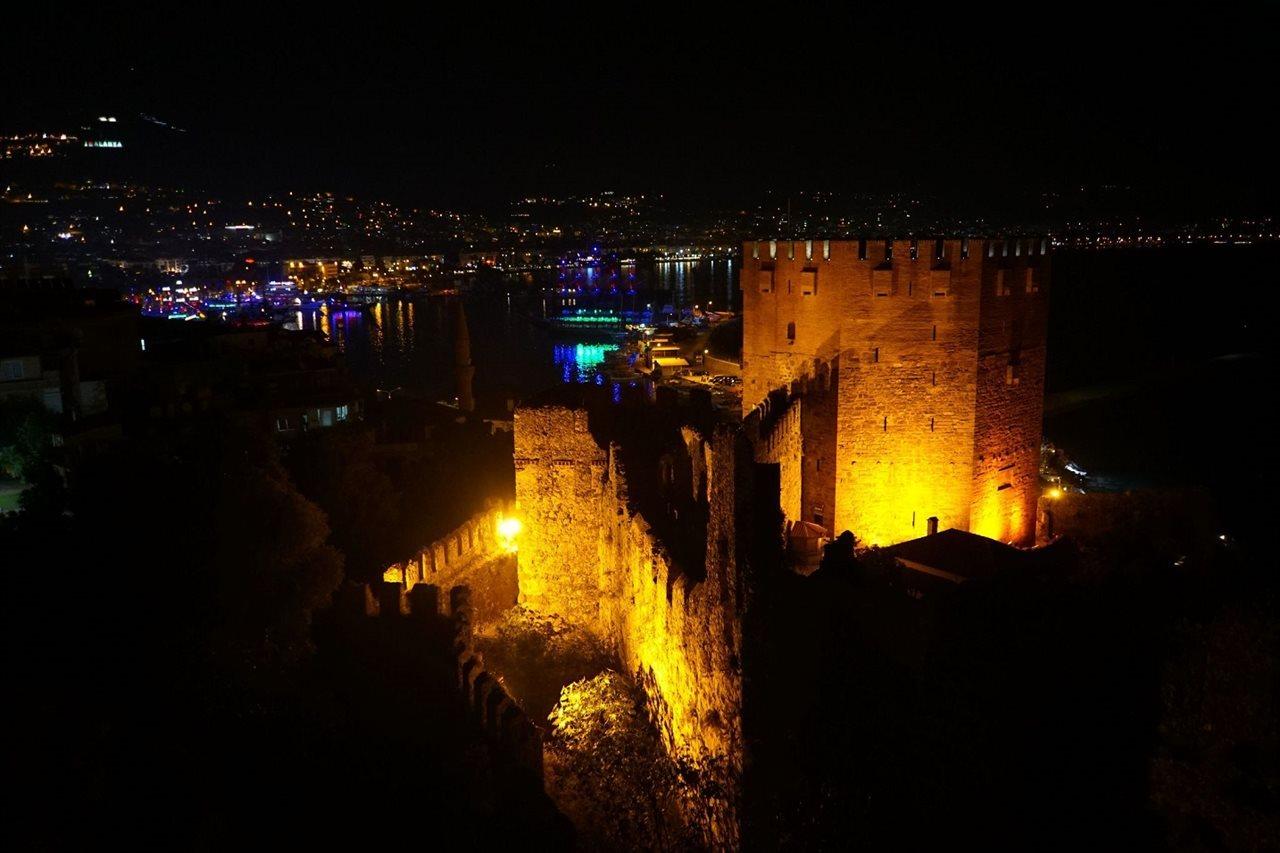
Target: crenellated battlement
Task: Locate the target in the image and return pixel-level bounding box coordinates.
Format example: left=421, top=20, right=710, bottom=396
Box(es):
left=746, top=236, right=1050, bottom=267
left=338, top=580, right=544, bottom=779
left=382, top=502, right=518, bottom=624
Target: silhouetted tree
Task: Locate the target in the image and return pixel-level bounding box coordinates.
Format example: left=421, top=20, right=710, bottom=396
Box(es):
left=0, top=396, right=64, bottom=515
left=285, top=426, right=399, bottom=583
left=64, top=422, right=343, bottom=700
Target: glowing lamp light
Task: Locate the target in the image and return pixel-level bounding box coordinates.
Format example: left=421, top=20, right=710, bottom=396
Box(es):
left=497, top=515, right=523, bottom=553
left=1046, top=487, right=1063, bottom=500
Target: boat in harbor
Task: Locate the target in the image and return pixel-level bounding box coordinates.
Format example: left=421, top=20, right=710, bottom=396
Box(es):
left=534, top=307, right=627, bottom=339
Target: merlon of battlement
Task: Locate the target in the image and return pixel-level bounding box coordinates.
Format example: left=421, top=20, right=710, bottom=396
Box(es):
left=744, top=237, right=1051, bottom=265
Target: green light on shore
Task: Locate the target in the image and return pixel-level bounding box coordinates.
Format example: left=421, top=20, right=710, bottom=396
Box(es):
left=557, top=313, right=623, bottom=325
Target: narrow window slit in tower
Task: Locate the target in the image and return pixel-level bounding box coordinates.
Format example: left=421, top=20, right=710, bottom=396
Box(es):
left=883, top=416, right=888, bottom=432
left=930, top=417, right=935, bottom=432
left=932, top=325, right=937, bottom=341
left=800, top=268, right=817, bottom=295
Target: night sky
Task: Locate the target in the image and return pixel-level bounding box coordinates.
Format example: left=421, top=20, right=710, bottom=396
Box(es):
left=4, top=6, right=1277, bottom=210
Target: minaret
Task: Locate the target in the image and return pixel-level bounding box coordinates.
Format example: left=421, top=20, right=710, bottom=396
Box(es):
left=454, top=301, right=475, bottom=413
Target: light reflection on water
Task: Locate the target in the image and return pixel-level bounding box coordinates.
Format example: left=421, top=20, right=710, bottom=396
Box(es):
left=554, top=343, right=615, bottom=371
left=552, top=258, right=739, bottom=317
left=552, top=342, right=640, bottom=400
left=296, top=259, right=736, bottom=399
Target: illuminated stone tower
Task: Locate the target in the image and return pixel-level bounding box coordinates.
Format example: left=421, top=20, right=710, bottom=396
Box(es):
left=742, top=238, right=1049, bottom=546
left=454, top=300, right=475, bottom=413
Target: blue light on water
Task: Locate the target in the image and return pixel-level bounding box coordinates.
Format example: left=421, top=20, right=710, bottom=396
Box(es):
left=554, top=342, right=623, bottom=394
left=553, top=343, right=616, bottom=369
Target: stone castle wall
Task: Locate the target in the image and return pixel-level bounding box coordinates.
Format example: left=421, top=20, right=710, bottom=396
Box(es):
left=800, top=363, right=839, bottom=530
left=832, top=239, right=983, bottom=546
left=969, top=253, right=1050, bottom=544
left=748, top=392, right=803, bottom=524
left=448, top=585, right=545, bottom=779
left=746, top=364, right=842, bottom=533
left=382, top=505, right=518, bottom=624
left=513, top=403, right=746, bottom=845
left=512, top=406, right=610, bottom=628
left=335, top=581, right=544, bottom=779
left=741, top=238, right=1048, bottom=546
